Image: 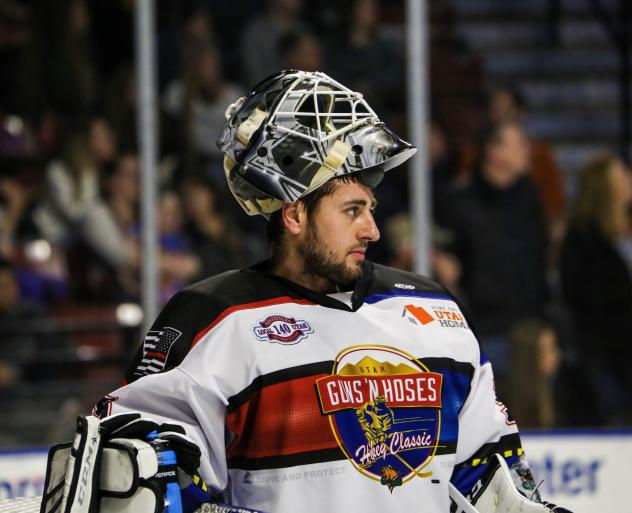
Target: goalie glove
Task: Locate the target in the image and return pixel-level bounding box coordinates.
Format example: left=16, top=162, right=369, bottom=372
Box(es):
left=40, top=414, right=201, bottom=513
left=448, top=454, right=574, bottom=513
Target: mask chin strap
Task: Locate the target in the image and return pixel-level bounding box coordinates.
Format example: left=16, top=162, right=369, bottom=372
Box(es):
left=303, top=139, right=352, bottom=195
left=224, top=96, right=245, bottom=120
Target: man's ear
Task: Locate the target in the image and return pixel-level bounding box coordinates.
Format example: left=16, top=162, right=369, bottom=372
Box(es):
left=281, top=201, right=306, bottom=236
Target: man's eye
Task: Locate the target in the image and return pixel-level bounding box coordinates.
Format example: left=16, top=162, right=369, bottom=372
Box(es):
left=347, top=207, right=359, bottom=216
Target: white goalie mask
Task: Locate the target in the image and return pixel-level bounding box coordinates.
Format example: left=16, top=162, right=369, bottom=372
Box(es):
left=217, top=70, right=417, bottom=216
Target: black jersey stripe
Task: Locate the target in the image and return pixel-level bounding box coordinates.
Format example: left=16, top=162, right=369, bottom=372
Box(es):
left=227, top=360, right=334, bottom=413
left=228, top=447, right=345, bottom=470
left=455, top=433, right=523, bottom=468
left=418, top=357, right=475, bottom=376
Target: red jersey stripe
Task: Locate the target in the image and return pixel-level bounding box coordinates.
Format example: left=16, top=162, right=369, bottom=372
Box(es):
left=227, top=374, right=338, bottom=460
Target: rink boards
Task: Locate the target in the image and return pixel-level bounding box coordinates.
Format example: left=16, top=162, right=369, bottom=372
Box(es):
left=1, top=431, right=631, bottom=512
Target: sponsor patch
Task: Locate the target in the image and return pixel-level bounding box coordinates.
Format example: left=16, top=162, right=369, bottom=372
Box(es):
left=403, top=304, right=470, bottom=329
left=252, top=315, right=313, bottom=345
left=316, top=345, right=443, bottom=492
left=394, top=283, right=415, bottom=290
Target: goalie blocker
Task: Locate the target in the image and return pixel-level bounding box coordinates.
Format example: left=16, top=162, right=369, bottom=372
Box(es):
left=39, top=415, right=572, bottom=513
left=39, top=413, right=212, bottom=513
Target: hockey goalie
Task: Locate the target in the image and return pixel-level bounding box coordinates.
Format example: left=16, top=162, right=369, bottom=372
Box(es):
left=40, top=71, right=573, bottom=513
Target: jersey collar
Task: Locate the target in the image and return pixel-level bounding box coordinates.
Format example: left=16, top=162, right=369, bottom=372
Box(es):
left=245, top=259, right=375, bottom=312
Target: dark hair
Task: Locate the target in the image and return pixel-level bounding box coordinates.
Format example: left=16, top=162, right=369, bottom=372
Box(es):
left=266, top=174, right=362, bottom=249
left=470, top=120, right=524, bottom=176
left=279, top=30, right=316, bottom=59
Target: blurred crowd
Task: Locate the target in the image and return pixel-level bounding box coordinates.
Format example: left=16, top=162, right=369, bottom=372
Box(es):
left=0, top=0, right=631, bottom=430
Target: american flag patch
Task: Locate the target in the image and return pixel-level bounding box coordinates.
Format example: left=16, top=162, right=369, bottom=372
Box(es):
left=134, top=327, right=182, bottom=376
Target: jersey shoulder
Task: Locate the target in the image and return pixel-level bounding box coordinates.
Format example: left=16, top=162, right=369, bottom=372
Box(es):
left=369, top=263, right=450, bottom=297
left=184, top=269, right=263, bottom=305
left=368, top=263, right=482, bottom=340
left=125, top=269, right=291, bottom=383
left=180, top=266, right=297, bottom=309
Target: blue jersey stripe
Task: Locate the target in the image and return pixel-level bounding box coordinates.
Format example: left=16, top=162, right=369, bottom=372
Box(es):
left=450, top=454, right=520, bottom=498
left=438, top=369, right=472, bottom=440
left=365, top=291, right=454, bottom=304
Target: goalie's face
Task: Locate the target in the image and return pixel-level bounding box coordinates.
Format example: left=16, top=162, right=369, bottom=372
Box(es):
left=292, top=180, right=380, bottom=289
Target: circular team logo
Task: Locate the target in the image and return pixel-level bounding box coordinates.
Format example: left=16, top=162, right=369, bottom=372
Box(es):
left=316, top=345, right=442, bottom=492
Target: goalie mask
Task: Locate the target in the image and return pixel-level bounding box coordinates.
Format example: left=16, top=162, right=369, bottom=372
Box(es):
left=217, top=70, right=417, bottom=216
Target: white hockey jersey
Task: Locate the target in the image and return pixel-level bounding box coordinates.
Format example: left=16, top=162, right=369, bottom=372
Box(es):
left=96, top=261, right=536, bottom=513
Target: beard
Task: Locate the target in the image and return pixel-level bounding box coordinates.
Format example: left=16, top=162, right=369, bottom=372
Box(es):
left=297, top=219, right=364, bottom=287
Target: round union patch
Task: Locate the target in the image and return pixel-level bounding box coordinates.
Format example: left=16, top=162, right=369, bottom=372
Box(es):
left=251, top=315, right=313, bottom=345
left=316, top=345, right=442, bottom=492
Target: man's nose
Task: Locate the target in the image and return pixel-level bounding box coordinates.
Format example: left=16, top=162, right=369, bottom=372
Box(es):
left=359, top=212, right=380, bottom=242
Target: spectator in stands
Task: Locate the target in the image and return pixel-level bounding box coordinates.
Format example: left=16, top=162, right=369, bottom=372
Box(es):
left=0, top=258, right=42, bottom=388
left=31, top=117, right=133, bottom=280
left=428, top=121, right=464, bottom=295
left=430, top=120, right=460, bottom=226
left=158, top=4, right=217, bottom=92
left=0, top=257, right=22, bottom=407
left=181, top=5, right=216, bottom=54
left=326, top=0, right=403, bottom=116
left=104, top=153, right=139, bottom=237
left=103, top=65, right=138, bottom=152
left=560, top=153, right=632, bottom=424
left=280, top=31, right=323, bottom=72
left=438, top=121, right=549, bottom=388
left=163, top=43, right=245, bottom=179
left=460, top=85, right=566, bottom=261
left=180, top=175, right=246, bottom=279
left=81, top=152, right=191, bottom=303
left=17, top=0, right=96, bottom=119
left=507, top=319, right=560, bottom=428
left=158, top=190, right=200, bottom=303
left=487, top=85, right=566, bottom=224
left=34, top=118, right=115, bottom=237
left=0, top=257, right=24, bottom=314
left=0, top=172, right=69, bottom=306
left=240, top=0, right=305, bottom=86
left=99, top=152, right=142, bottom=301
left=383, top=213, right=413, bottom=272
left=0, top=176, right=27, bottom=260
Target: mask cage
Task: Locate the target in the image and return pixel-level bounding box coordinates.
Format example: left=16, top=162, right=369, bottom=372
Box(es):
left=268, top=72, right=379, bottom=145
